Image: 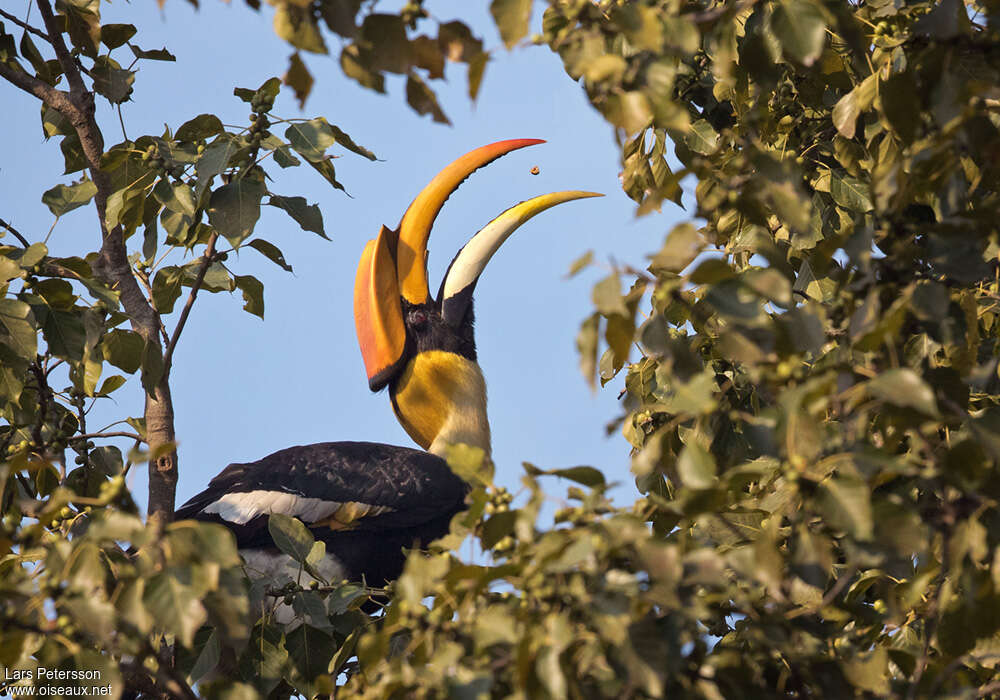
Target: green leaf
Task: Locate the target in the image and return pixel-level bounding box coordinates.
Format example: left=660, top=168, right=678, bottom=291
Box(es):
left=592, top=274, right=628, bottom=317
left=770, top=0, right=827, bottom=66
left=248, top=239, right=293, bottom=272
left=91, top=61, right=135, bottom=103
left=273, top=145, right=301, bottom=169
left=283, top=51, right=314, bottom=108
left=829, top=173, right=873, bottom=212
left=522, top=463, right=606, bottom=488
left=268, top=195, right=327, bottom=239
left=90, top=445, right=124, bottom=475
left=268, top=513, right=315, bottom=564
left=406, top=72, right=451, bottom=125
left=41, top=104, right=74, bottom=139
left=360, top=13, right=411, bottom=73
left=19, top=242, right=48, bottom=270
left=152, top=266, right=184, bottom=314
left=291, top=591, right=333, bottom=631
left=412, top=34, right=445, bottom=79
left=868, top=368, right=939, bottom=416
left=58, top=0, right=101, bottom=57
left=677, top=442, right=717, bottom=490
left=817, top=475, right=873, bottom=540
left=96, top=374, right=126, bottom=397
left=445, top=443, right=493, bottom=486
left=491, top=0, right=533, bottom=49
left=153, top=179, right=197, bottom=217
left=306, top=157, right=346, bottom=193
left=468, top=52, right=489, bottom=102
left=329, top=124, right=376, bottom=161
left=684, top=119, right=719, bottom=155
left=481, top=511, right=517, bottom=549
left=100, top=23, right=136, bottom=49
left=208, top=180, right=266, bottom=247
left=880, top=73, right=920, bottom=143
left=340, top=44, right=386, bottom=94
left=274, top=2, right=328, bottom=54
left=128, top=44, right=177, bottom=61
left=832, top=74, right=877, bottom=139
left=188, top=631, right=221, bottom=686
left=20, top=31, right=52, bottom=82
left=284, top=118, right=336, bottom=162
left=60, top=134, right=86, bottom=174
left=649, top=223, right=703, bottom=273
left=41, top=308, right=86, bottom=360
left=235, top=275, right=264, bottom=319
left=42, top=178, right=98, bottom=216
left=567, top=250, right=594, bottom=278
left=577, top=313, right=599, bottom=389
left=0, top=299, right=37, bottom=361
left=102, top=329, right=143, bottom=373
left=144, top=571, right=207, bottom=647
left=196, top=135, right=241, bottom=192
left=176, top=114, right=224, bottom=142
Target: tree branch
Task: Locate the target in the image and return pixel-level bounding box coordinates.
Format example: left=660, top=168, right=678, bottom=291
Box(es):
left=163, top=233, right=219, bottom=375
left=0, top=217, right=31, bottom=248
left=73, top=431, right=144, bottom=442
left=34, top=0, right=86, bottom=98
left=0, top=8, right=51, bottom=43
left=0, top=59, right=70, bottom=108
left=22, top=0, right=180, bottom=526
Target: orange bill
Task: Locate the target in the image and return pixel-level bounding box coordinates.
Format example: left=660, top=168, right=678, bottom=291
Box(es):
left=354, top=226, right=406, bottom=390
left=395, top=138, right=546, bottom=305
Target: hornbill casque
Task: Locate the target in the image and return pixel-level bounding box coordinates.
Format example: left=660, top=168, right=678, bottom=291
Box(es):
left=175, top=139, right=600, bottom=592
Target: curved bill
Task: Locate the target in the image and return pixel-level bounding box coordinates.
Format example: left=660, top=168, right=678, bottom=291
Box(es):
left=354, top=226, right=406, bottom=391
left=439, top=191, right=603, bottom=326
left=396, top=138, right=546, bottom=305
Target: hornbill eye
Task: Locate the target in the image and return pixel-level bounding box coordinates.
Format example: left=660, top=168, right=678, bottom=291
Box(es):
left=408, top=309, right=429, bottom=329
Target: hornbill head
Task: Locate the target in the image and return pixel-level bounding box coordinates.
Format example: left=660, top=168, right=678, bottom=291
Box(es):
left=354, top=139, right=600, bottom=456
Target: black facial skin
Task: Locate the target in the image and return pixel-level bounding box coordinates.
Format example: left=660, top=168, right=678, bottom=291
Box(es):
left=401, top=300, right=477, bottom=361
left=368, top=298, right=478, bottom=393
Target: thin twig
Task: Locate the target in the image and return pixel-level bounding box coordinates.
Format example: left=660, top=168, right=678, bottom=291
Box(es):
left=0, top=217, right=31, bottom=248
left=163, top=233, right=218, bottom=374
left=0, top=7, right=50, bottom=42
left=117, top=103, right=128, bottom=140
left=72, top=431, right=144, bottom=442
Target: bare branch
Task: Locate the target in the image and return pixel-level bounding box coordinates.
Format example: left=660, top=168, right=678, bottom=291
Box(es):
left=164, top=233, right=219, bottom=374
left=0, top=59, right=70, bottom=108
left=0, top=217, right=31, bottom=248
left=0, top=8, right=50, bottom=43
left=73, top=431, right=144, bottom=442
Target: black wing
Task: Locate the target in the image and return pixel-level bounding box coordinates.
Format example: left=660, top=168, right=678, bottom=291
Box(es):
left=175, top=441, right=468, bottom=583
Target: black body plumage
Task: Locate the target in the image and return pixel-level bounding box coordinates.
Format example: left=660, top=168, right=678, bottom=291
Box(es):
left=175, top=441, right=468, bottom=585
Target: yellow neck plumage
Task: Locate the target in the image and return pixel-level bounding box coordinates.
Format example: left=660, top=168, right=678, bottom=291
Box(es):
left=391, top=351, right=491, bottom=458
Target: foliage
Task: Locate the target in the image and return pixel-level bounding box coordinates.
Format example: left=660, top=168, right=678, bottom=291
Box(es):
left=301, top=0, right=1000, bottom=697
left=5, top=0, right=1000, bottom=698
left=0, top=2, right=373, bottom=695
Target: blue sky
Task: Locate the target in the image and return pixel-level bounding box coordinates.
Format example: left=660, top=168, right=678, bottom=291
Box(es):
left=2, top=1, right=684, bottom=509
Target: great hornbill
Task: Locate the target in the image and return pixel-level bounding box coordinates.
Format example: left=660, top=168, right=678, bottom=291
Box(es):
left=175, top=139, right=599, bottom=590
